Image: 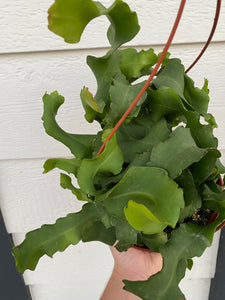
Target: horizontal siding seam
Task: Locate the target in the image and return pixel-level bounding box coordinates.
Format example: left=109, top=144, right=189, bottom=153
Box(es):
left=0, top=40, right=224, bottom=57
left=0, top=149, right=225, bottom=163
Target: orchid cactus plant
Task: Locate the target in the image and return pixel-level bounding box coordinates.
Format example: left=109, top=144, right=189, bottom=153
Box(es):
left=13, top=1, right=225, bottom=299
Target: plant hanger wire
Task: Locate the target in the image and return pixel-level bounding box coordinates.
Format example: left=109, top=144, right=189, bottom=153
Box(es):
left=185, top=0, right=222, bottom=73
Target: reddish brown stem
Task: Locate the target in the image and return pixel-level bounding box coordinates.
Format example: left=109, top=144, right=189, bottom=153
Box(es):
left=185, top=0, right=221, bottom=73
left=97, top=0, right=186, bottom=156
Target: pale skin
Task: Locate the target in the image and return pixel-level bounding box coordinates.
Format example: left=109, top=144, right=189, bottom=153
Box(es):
left=100, top=245, right=163, bottom=300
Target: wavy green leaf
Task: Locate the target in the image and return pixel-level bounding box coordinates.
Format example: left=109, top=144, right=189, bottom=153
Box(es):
left=77, top=131, right=124, bottom=195
left=158, top=51, right=171, bottom=66
left=187, top=259, right=194, bottom=270
left=80, top=87, right=105, bottom=123
left=147, top=86, right=185, bottom=122
left=42, top=92, right=96, bottom=158
left=120, top=48, right=158, bottom=81
left=152, top=59, right=185, bottom=98
left=190, top=149, right=221, bottom=183
left=87, top=50, right=122, bottom=109
left=111, top=217, right=138, bottom=251
left=207, top=159, right=225, bottom=182
left=116, top=108, right=152, bottom=143
left=48, top=0, right=101, bottom=43
left=106, top=0, right=140, bottom=51
left=175, top=169, right=202, bottom=222
left=203, top=112, right=217, bottom=127
left=60, top=173, right=90, bottom=201
left=117, top=117, right=171, bottom=162
left=149, top=127, right=208, bottom=179
left=202, top=184, right=225, bottom=210
left=81, top=221, right=116, bottom=245
left=124, top=200, right=167, bottom=234
left=184, top=74, right=209, bottom=115
left=107, top=74, right=147, bottom=125
left=216, top=159, right=225, bottom=174
left=43, top=157, right=81, bottom=176
left=142, top=232, right=168, bottom=252
left=184, top=110, right=218, bottom=148
left=96, top=151, right=152, bottom=190
left=13, top=203, right=102, bottom=273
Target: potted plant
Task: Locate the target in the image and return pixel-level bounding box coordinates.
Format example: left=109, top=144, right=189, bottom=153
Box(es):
left=13, top=0, right=225, bottom=299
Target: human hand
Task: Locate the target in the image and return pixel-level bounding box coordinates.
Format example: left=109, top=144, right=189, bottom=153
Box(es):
left=110, top=244, right=163, bottom=281
left=100, top=245, right=162, bottom=300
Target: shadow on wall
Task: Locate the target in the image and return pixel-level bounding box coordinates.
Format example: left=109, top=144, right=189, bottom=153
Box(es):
left=0, top=209, right=31, bottom=300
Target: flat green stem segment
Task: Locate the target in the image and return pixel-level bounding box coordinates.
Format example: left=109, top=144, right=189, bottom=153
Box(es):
left=149, top=127, right=208, bottom=179
left=108, top=74, right=147, bottom=125
left=120, top=48, right=158, bottom=81
left=43, top=157, right=81, bottom=176
left=48, top=0, right=101, bottom=43
left=60, top=173, right=90, bottom=201
left=105, top=0, right=140, bottom=51
left=152, top=58, right=185, bottom=99
left=13, top=203, right=115, bottom=273
left=124, top=200, right=167, bottom=234
left=77, top=131, right=124, bottom=195
left=117, top=117, right=171, bottom=162
left=42, top=92, right=95, bottom=159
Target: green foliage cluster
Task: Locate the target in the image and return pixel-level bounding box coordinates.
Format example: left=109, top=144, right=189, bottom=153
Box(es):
left=13, top=0, right=225, bottom=299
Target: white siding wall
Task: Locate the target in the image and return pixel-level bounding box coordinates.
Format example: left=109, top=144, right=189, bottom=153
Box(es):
left=0, top=1, right=225, bottom=299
